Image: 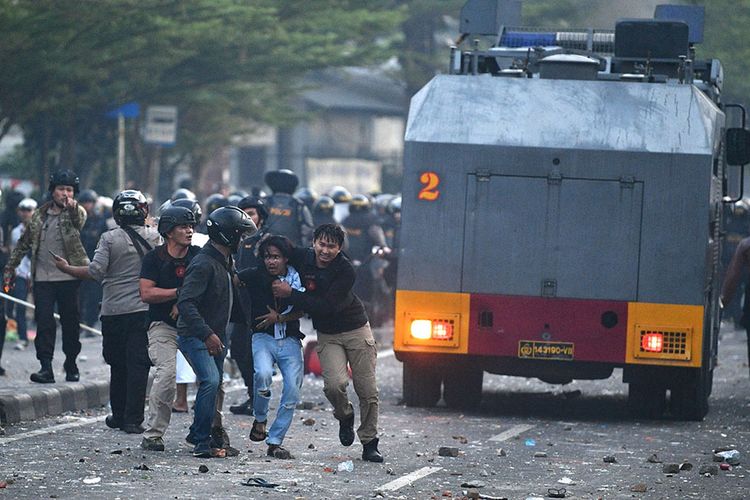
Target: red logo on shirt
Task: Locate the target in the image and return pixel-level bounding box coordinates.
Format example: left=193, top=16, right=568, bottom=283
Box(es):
left=305, top=279, right=316, bottom=291
left=175, top=265, right=186, bottom=278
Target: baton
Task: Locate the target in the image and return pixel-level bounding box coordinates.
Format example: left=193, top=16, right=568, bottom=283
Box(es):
left=0, top=290, right=102, bottom=336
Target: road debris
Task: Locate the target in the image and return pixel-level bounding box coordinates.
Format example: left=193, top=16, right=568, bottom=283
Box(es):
left=134, top=464, right=150, bottom=471
left=198, top=465, right=209, bottom=473
left=533, top=452, right=547, bottom=458
left=438, top=447, right=460, bottom=457
left=241, top=477, right=278, bottom=488
left=82, top=477, right=101, bottom=485
left=662, top=464, right=680, bottom=474
left=557, top=477, right=576, bottom=485
left=646, top=453, right=662, bottom=463
left=630, top=483, right=647, bottom=493
left=603, top=455, right=617, bottom=463
left=453, top=435, right=468, bottom=444
left=460, top=480, right=485, bottom=488
left=679, top=462, right=693, bottom=471
left=714, top=449, right=740, bottom=466
left=699, top=465, right=719, bottom=476
left=337, top=460, right=354, bottom=472
left=302, top=418, right=316, bottom=426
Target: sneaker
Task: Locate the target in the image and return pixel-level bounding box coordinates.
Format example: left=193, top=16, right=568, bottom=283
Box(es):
left=229, top=398, right=253, bottom=415
left=185, top=433, right=197, bottom=446
left=267, top=444, right=294, bottom=459
left=338, top=413, right=355, bottom=447
left=14, top=341, right=28, bottom=351
left=141, top=436, right=165, bottom=451
left=192, top=442, right=212, bottom=458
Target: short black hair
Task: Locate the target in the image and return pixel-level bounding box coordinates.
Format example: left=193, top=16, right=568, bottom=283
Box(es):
left=313, top=223, right=345, bottom=247
left=258, top=235, right=293, bottom=260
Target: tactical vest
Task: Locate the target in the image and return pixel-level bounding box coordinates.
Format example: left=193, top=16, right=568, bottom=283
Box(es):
left=343, top=212, right=377, bottom=262
left=264, top=193, right=305, bottom=246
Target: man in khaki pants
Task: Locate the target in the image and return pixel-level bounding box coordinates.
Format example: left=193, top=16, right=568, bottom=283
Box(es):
left=272, top=223, right=383, bottom=462
left=139, top=206, right=200, bottom=451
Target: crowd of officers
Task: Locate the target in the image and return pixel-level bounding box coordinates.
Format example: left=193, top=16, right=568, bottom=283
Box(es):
left=0, top=168, right=402, bottom=461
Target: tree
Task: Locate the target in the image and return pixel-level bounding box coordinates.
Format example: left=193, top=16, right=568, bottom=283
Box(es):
left=0, top=0, right=403, bottom=194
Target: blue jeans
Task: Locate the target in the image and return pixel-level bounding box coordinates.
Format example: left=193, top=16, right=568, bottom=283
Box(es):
left=252, top=334, right=303, bottom=446
left=178, top=335, right=226, bottom=448
left=11, top=277, right=28, bottom=341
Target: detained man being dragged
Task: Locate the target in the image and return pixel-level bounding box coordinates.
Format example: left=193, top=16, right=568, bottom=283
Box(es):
left=237, top=235, right=305, bottom=459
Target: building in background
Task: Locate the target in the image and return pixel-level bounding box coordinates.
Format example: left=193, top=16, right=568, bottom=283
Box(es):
left=228, top=67, right=406, bottom=196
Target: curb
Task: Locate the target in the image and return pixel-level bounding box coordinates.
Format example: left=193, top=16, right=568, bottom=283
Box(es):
left=0, top=380, right=109, bottom=424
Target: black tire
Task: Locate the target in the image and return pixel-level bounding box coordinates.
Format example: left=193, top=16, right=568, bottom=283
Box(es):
left=669, top=367, right=712, bottom=421
left=402, top=359, right=442, bottom=407
left=443, top=365, right=483, bottom=410
left=627, top=382, right=666, bottom=419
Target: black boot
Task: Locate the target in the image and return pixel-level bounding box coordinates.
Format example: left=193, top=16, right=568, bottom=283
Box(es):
left=229, top=397, right=253, bottom=415
left=64, top=361, right=79, bottom=382
left=338, top=412, right=355, bottom=446
left=30, top=360, right=55, bottom=384
left=362, top=437, right=383, bottom=463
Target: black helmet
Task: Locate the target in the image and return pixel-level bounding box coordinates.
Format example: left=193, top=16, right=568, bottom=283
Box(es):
left=206, top=206, right=257, bottom=250
left=387, top=196, right=402, bottom=215
left=328, top=185, right=352, bottom=203
left=48, top=169, right=80, bottom=195
left=171, top=188, right=196, bottom=201
left=294, top=187, right=317, bottom=209
left=78, top=189, right=98, bottom=204
left=313, top=195, right=335, bottom=215
left=349, top=194, right=371, bottom=213
left=227, top=194, right=243, bottom=207
left=264, top=169, right=299, bottom=194
left=204, top=193, right=228, bottom=214
left=171, top=198, right=203, bottom=224
left=237, top=195, right=269, bottom=222
left=157, top=206, right=196, bottom=237
left=113, top=190, right=149, bottom=226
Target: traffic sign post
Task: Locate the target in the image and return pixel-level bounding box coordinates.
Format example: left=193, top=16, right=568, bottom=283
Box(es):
left=144, top=106, right=178, bottom=146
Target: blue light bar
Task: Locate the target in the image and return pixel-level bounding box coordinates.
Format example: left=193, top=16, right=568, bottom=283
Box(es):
left=500, top=31, right=557, bottom=48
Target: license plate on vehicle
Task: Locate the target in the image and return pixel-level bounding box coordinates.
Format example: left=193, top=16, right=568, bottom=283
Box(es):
left=518, top=340, right=574, bottom=360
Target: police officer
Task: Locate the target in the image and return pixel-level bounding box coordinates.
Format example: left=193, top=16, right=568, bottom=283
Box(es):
left=228, top=195, right=269, bottom=416
left=139, top=206, right=200, bottom=451
left=78, top=189, right=107, bottom=330
left=263, top=170, right=313, bottom=246
left=177, top=206, right=256, bottom=458
left=328, top=185, right=352, bottom=223
left=4, top=170, right=89, bottom=384
left=54, top=190, right=162, bottom=433
left=312, top=196, right=337, bottom=228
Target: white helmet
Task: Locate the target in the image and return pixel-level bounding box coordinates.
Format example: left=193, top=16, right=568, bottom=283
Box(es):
left=18, top=198, right=38, bottom=211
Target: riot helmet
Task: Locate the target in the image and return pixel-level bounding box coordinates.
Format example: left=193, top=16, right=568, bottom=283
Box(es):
left=157, top=206, right=196, bottom=237
left=374, top=193, right=395, bottom=214
left=294, top=187, right=318, bottom=209
left=206, top=206, right=257, bottom=251
left=227, top=193, right=243, bottom=207
left=204, top=193, right=228, bottom=214
left=264, top=169, right=299, bottom=194
left=48, top=169, right=80, bottom=195
left=349, top=194, right=372, bottom=213
left=78, top=189, right=98, bottom=204
left=171, top=198, right=203, bottom=225
left=387, top=196, right=402, bottom=215
left=313, top=195, right=335, bottom=215
left=113, top=189, right=149, bottom=226
left=237, top=195, right=269, bottom=223
left=171, top=188, right=196, bottom=201
left=328, top=185, right=352, bottom=204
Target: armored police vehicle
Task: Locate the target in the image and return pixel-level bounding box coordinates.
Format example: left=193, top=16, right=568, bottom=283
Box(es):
left=394, top=1, right=750, bottom=420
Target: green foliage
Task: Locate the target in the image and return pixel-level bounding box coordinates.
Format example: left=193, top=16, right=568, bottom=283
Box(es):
left=0, top=0, right=403, bottom=191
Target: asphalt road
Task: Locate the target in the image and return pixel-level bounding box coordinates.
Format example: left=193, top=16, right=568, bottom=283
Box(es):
left=0, top=324, right=748, bottom=499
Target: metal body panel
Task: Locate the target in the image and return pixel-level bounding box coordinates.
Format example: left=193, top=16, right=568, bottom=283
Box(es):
left=463, top=174, right=643, bottom=300
left=468, top=294, right=627, bottom=363
left=398, top=75, right=724, bottom=305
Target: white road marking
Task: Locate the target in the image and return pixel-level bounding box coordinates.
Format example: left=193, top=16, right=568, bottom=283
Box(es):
left=377, top=466, right=443, bottom=492
left=0, top=415, right=107, bottom=444
left=489, top=423, right=536, bottom=442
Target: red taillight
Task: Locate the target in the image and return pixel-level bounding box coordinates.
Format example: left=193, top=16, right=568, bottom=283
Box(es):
left=641, top=332, right=663, bottom=352
left=432, top=321, right=453, bottom=340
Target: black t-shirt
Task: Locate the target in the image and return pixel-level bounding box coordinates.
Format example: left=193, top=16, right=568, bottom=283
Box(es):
left=140, top=244, right=201, bottom=327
